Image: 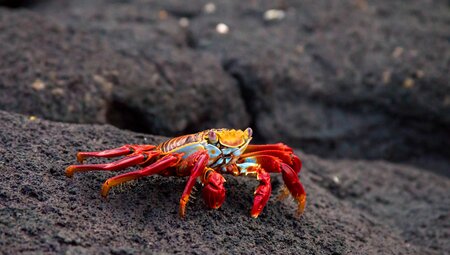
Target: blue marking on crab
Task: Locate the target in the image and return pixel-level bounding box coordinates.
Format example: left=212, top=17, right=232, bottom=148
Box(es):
left=204, top=144, right=221, bottom=157
left=211, top=158, right=224, bottom=168
left=236, top=162, right=258, bottom=175
left=173, top=143, right=206, bottom=159
left=233, top=149, right=243, bottom=157
left=221, top=147, right=237, bottom=156
left=240, top=158, right=256, bottom=163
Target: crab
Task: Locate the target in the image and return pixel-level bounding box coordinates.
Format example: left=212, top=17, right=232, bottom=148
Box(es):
left=66, top=128, right=306, bottom=218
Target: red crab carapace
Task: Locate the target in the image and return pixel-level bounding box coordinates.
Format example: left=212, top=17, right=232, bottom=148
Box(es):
left=66, top=128, right=306, bottom=218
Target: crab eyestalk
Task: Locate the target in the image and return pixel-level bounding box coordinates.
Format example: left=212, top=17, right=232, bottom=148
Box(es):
left=208, top=130, right=218, bottom=143
left=245, top=127, right=252, bottom=137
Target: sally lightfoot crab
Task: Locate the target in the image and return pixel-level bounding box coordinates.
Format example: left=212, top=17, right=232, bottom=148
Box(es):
left=66, top=128, right=306, bottom=218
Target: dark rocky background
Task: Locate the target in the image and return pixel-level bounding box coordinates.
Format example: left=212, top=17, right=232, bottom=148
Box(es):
left=0, top=0, right=449, bottom=254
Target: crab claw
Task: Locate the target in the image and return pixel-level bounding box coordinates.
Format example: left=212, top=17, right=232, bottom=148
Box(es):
left=202, top=170, right=226, bottom=209
left=250, top=170, right=271, bottom=218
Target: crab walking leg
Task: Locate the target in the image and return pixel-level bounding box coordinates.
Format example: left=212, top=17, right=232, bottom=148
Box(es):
left=238, top=154, right=306, bottom=217
left=67, top=154, right=143, bottom=177
left=244, top=143, right=293, bottom=153
left=66, top=151, right=161, bottom=177
left=76, top=144, right=156, bottom=163
left=101, top=154, right=181, bottom=197
left=242, top=149, right=302, bottom=173
left=179, top=150, right=210, bottom=218
left=280, top=163, right=306, bottom=216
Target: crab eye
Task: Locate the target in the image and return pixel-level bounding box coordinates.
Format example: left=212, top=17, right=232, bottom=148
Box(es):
left=208, top=130, right=218, bottom=143
left=245, top=127, right=253, bottom=137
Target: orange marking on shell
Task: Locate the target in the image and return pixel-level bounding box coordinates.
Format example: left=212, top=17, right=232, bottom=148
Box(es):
left=216, top=129, right=249, bottom=148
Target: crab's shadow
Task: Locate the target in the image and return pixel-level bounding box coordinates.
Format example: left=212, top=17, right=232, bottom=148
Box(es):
left=76, top=172, right=285, bottom=222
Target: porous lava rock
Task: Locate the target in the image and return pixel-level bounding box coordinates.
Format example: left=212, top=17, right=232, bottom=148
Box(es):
left=0, top=111, right=448, bottom=254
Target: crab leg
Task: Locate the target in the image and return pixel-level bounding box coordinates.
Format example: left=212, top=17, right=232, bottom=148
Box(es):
left=242, top=150, right=301, bottom=173
left=238, top=153, right=306, bottom=217
left=67, top=154, right=144, bottom=177
left=244, top=143, right=293, bottom=153
left=178, top=150, right=210, bottom=218
left=66, top=151, right=161, bottom=177
left=76, top=144, right=156, bottom=163
left=242, top=143, right=301, bottom=173
left=280, top=162, right=306, bottom=217
left=101, top=154, right=181, bottom=197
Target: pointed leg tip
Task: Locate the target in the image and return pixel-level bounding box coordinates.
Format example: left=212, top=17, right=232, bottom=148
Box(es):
left=179, top=195, right=189, bottom=218
left=179, top=208, right=186, bottom=218
left=295, top=208, right=305, bottom=218
left=250, top=212, right=260, bottom=218
left=101, top=182, right=111, bottom=198
left=65, top=166, right=75, bottom=178
left=296, top=203, right=305, bottom=217
left=296, top=194, right=306, bottom=217
left=250, top=207, right=262, bottom=218
left=76, top=153, right=85, bottom=163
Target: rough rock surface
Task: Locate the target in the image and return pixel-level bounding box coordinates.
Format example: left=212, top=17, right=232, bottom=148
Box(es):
left=0, top=1, right=449, bottom=253
left=1, top=111, right=448, bottom=254
left=0, top=8, right=249, bottom=136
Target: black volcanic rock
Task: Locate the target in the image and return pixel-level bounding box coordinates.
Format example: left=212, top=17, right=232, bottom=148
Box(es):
left=0, top=8, right=249, bottom=136
left=0, top=111, right=448, bottom=254
left=0, top=1, right=449, bottom=253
